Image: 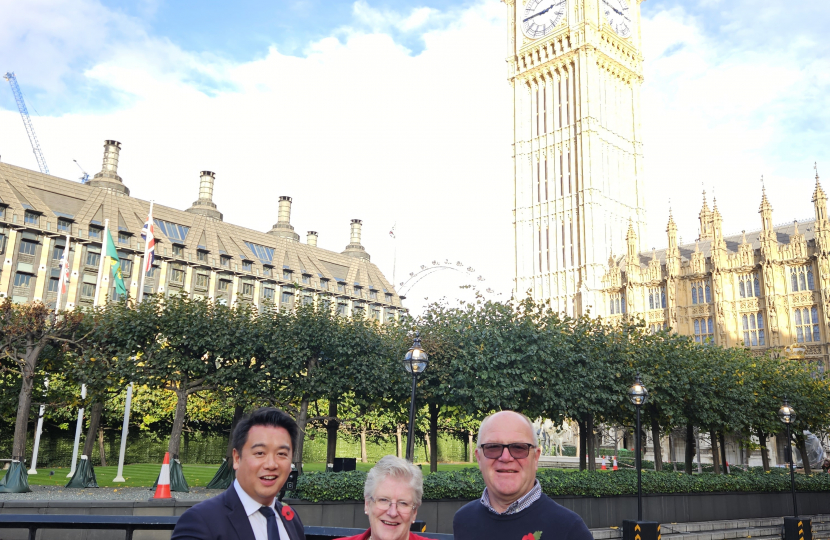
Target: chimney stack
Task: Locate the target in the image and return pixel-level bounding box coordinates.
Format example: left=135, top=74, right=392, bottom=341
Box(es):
left=267, top=196, right=300, bottom=241
left=342, top=219, right=370, bottom=260
left=186, top=171, right=223, bottom=220
left=307, top=231, right=318, bottom=247
left=88, top=140, right=129, bottom=195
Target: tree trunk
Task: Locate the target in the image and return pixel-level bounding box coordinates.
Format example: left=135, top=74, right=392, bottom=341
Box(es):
left=468, top=431, right=474, bottom=462
left=429, top=403, right=439, bottom=473
left=710, top=430, right=721, bottom=474
left=424, top=433, right=431, bottom=465
left=651, top=416, right=663, bottom=471
left=758, top=429, right=770, bottom=472
left=226, top=405, right=245, bottom=459
left=359, top=425, right=368, bottom=463
left=396, top=424, right=403, bottom=459
left=684, top=424, right=694, bottom=474
left=796, top=435, right=811, bottom=474
left=12, top=348, right=41, bottom=459
left=293, top=397, right=309, bottom=473
left=82, top=402, right=103, bottom=459
left=325, top=399, right=339, bottom=464
left=578, top=420, right=587, bottom=471
left=168, top=382, right=189, bottom=458
left=586, top=415, right=596, bottom=471
left=98, top=425, right=107, bottom=467
left=718, top=432, right=728, bottom=474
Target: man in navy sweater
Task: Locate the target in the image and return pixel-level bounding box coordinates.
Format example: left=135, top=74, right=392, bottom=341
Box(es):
left=453, top=411, right=593, bottom=540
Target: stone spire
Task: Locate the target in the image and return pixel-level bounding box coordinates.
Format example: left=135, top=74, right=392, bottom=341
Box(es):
left=342, top=219, right=370, bottom=261
left=185, top=171, right=223, bottom=220
left=758, top=177, right=778, bottom=259
left=698, top=190, right=713, bottom=241
left=267, top=196, right=300, bottom=241
left=666, top=209, right=680, bottom=277
left=88, top=140, right=129, bottom=195
left=813, top=163, right=828, bottom=228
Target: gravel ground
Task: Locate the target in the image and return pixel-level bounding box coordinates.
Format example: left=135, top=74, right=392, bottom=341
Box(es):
left=0, top=485, right=221, bottom=502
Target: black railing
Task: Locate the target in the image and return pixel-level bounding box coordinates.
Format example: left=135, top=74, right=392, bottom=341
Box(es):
left=0, top=514, right=455, bottom=540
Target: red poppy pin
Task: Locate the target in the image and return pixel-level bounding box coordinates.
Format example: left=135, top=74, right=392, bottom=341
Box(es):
left=281, top=505, right=295, bottom=521
left=522, top=532, right=542, bottom=540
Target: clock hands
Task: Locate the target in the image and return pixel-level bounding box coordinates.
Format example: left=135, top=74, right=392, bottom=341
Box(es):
left=601, top=0, right=630, bottom=20
left=523, top=0, right=565, bottom=23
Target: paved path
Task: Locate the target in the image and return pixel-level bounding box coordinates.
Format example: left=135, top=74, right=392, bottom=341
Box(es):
left=0, top=485, right=218, bottom=502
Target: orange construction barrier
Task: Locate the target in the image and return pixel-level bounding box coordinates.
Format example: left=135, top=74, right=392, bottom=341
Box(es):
left=601, top=456, right=607, bottom=470
left=612, top=455, right=618, bottom=471
left=153, top=452, right=172, bottom=499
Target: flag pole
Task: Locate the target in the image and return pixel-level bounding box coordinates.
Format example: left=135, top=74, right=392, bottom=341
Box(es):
left=53, top=234, right=71, bottom=316
left=113, top=382, right=133, bottom=482
left=93, top=219, right=109, bottom=306
left=67, top=383, right=86, bottom=477
left=138, top=201, right=154, bottom=303
left=28, top=379, right=48, bottom=474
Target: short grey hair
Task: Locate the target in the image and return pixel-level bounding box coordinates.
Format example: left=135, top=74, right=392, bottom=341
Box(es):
left=363, top=455, right=424, bottom=507
left=476, top=411, right=539, bottom=447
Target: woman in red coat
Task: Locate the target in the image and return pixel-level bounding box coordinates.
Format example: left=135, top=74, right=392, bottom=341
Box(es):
left=336, top=455, right=431, bottom=540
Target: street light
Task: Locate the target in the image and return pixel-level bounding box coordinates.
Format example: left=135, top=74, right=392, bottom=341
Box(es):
left=778, top=397, right=798, bottom=517
left=403, top=332, right=428, bottom=462
left=627, top=373, right=649, bottom=522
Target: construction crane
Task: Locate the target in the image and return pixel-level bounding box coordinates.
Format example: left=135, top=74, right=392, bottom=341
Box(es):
left=73, top=160, right=89, bottom=183
left=3, top=72, right=49, bottom=174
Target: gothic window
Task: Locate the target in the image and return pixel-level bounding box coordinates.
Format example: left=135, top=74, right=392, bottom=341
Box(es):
left=691, top=280, right=709, bottom=304
left=739, top=273, right=761, bottom=298
left=610, top=292, right=625, bottom=315
left=790, top=265, right=815, bottom=292
left=794, top=307, right=821, bottom=343
left=693, top=317, right=714, bottom=344
left=649, top=323, right=666, bottom=334
left=648, top=287, right=666, bottom=310
left=742, top=313, right=765, bottom=347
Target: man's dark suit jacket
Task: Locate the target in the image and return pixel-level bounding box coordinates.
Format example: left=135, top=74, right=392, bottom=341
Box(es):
left=171, top=485, right=305, bottom=540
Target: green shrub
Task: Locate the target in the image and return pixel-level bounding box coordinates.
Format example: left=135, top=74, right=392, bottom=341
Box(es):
left=293, top=467, right=830, bottom=502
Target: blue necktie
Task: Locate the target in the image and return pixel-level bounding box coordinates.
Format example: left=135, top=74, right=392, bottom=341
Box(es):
left=258, top=506, right=282, bottom=540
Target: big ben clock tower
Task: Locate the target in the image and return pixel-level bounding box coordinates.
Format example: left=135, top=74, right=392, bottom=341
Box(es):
left=504, top=0, right=647, bottom=316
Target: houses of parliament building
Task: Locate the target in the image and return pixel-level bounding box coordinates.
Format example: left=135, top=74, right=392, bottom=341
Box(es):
left=504, top=0, right=828, bottom=370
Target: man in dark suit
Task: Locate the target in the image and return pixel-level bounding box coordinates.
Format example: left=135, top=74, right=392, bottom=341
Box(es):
left=172, top=407, right=305, bottom=540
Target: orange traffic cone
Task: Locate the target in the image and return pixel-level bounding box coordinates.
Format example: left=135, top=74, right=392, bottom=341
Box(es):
left=153, top=452, right=172, bottom=499
left=601, top=456, right=607, bottom=470
left=612, top=455, right=618, bottom=471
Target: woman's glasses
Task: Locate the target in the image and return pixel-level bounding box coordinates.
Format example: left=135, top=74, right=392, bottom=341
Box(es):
left=370, top=497, right=416, bottom=513
left=479, top=443, right=536, bottom=459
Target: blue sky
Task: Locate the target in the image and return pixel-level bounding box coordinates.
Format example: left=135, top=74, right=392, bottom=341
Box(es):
left=2, top=0, right=829, bottom=309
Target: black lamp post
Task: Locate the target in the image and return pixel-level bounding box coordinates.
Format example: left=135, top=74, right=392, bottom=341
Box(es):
left=627, top=373, right=649, bottom=521
left=778, top=398, right=798, bottom=517
left=403, top=332, right=428, bottom=462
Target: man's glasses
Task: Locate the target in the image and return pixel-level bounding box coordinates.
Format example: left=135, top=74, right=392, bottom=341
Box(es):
left=479, top=443, right=536, bottom=460
left=370, top=497, right=416, bottom=513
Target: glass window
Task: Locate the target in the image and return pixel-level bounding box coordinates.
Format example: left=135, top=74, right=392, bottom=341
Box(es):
left=791, top=266, right=815, bottom=292
left=172, top=244, right=183, bottom=257
left=19, top=239, right=37, bottom=255
left=13, top=273, right=32, bottom=287
left=337, top=282, right=345, bottom=293
left=243, top=241, right=275, bottom=264
left=283, top=270, right=292, bottom=281
left=196, top=274, right=209, bottom=288
left=120, top=257, right=132, bottom=275
left=281, top=291, right=293, bottom=304
left=89, top=227, right=102, bottom=239
left=220, top=256, right=230, bottom=268
left=81, top=283, right=95, bottom=298
left=218, top=279, right=231, bottom=291
left=301, top=274, right=310, bottom=284
left=263, top=266, right=272, bottom=277
left=385, top=294, right=392, bottom=303
left=742, top=313, right=765, bottom=347
left=794, top=307, right=820, bottom=343
left=48, top=278, right=59, bottom=293
left=369, top=290, right=377, bottom=300
left=197, top=250, right=208, bottom=262
left=24, top=212, right=38, bottom=225
left=694, top=317, right=714, bottom=344
left=57, top=219, right=72, bottom=232
left=170, top=268, right=184, bottom=283
left=242, top=261, right=252, bottom=272
left=52, top=244, right=66, bottom=260
left=337, top=303, right=347, bottom=316
left=262, top=286, right=275, bottom=300
left=242, top=283, right=254, bottom=296
left=118, top=232, right=130, bottom=245
left=302, top=295, right=313, bottom=305
left=86, top=250, right=100, bottom=267
left=320, top=280, right=328, bottom=291
left=153, top=219, right=190, bottom=243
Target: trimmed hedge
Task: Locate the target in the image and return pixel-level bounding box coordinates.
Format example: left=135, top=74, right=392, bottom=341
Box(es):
left=293, top=467, right=830, bottom=502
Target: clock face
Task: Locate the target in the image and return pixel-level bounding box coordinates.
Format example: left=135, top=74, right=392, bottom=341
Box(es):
left=602, top=0, right=632, bottom=38
left=522, top=0, right=566, bottom=39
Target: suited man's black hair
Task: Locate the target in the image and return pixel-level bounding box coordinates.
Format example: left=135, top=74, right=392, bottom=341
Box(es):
left=232, top=407, right=299, bottom=455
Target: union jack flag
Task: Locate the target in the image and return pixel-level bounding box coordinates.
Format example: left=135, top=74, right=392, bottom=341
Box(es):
left=59, top=249, right=70, bottom=295
left=141, top=209, right=155, bottom=273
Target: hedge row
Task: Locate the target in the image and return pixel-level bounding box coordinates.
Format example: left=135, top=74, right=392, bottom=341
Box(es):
left=293, top=468, right=830, bottom=502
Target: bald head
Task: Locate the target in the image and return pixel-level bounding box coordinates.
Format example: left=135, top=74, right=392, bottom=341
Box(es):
left=477, top=411, right=539, bottom=448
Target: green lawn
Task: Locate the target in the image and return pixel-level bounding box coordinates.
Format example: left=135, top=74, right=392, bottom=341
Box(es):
left=25, top=462, right=480, bottom=488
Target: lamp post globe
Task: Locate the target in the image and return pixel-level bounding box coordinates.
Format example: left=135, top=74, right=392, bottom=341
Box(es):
left=404, top=332, right=428, bottom=462
left=628, top=373, right=648, bottom=522
left=779, top=398, right=799, bottom=518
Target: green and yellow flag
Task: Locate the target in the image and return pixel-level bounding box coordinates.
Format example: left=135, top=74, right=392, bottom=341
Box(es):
left=105, top=229, right=128, bottom=296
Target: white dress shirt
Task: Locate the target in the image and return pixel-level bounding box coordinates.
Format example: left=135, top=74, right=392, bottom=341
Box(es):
left=233, top=479, right=290, bottom=540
